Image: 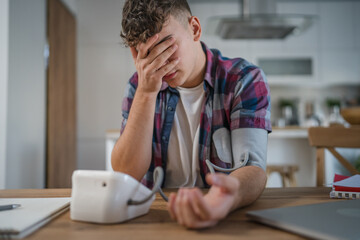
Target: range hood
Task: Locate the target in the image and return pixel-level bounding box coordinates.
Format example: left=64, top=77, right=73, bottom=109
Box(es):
left=205, top=0, right=315, bottom=39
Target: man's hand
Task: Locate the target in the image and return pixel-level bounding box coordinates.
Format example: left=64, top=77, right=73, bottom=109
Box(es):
left=167, top=173, right=241, bottom=229
left=130, top=34, right=180, bottom=95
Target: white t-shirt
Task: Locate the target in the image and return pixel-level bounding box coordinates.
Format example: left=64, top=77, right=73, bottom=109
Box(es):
left=165, top=83, right=205, bottom=188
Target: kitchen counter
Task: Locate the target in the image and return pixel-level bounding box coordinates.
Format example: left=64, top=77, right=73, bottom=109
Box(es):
left=106, top=127, right=309, bottom=140
left=270, top=127, right=308, bottom=138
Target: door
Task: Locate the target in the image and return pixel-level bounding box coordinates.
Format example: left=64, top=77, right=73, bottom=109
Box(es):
left=47, top=0, right=76, bottom=188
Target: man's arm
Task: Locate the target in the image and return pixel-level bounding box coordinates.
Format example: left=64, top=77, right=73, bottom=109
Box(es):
left=167, top=165, right=266, bottom=229
left=229, top=165, right=267, bottom=210
left=111, top=91, right=157, bottom=181
left=111, top=34, right=180, bottom=181
left=167, top=126, right=268, bottom=229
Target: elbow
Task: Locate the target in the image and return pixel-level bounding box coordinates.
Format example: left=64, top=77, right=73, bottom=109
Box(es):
left=111, top=149, right=119, bottom=171
left=111, top=143, right=122, bottom=172
left=110, top=147, right=146, bottom=182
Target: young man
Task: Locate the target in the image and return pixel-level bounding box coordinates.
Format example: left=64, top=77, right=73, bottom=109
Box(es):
left=112, top=0, right=271, bottom=229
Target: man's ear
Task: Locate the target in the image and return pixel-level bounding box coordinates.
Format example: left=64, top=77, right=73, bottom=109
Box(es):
left=189, top=16, right=202, bottom=41
left=130, top=47, right=138, bottom=61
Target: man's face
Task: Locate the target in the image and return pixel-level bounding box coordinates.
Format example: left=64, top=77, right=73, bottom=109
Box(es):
left=137, top=15, right=202, bottom=88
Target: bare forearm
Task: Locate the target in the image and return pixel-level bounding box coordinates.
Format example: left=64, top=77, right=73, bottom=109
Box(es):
left=230, top=166, right=267, bottom=211
left=112, top=34, right=178, bottom=180
left=111, top=91, right=157, bottom=181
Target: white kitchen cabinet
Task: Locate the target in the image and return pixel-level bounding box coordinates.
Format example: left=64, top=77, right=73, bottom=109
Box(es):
left=248, top=1, right=321, bottom=86
left=317, top=2, right=359, bottom=85
left=318, top=1, right=355, bottom=50
left=252, top=49, right=319, bottom=86
left=191, top=0, right=360, bottom=85
left=248, top=2, right=319, bottom=86
left=274, top=1, right=359, bottom=86
left=215, top=40, right=253, bottom=63
left=356, top=3, right=360, bottom=49
left=248, top=40, right=284, bottom=53
left=276, top=1, right=358, bottom=85
left=320, top=49, right=359, bottom=85
left=355, top=2, right=360, bottom=80
left=276, top=1, right=319, bottom=50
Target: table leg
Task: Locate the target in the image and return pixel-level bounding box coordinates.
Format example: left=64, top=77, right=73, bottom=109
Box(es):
left=316, top=148, right=325, bottom=187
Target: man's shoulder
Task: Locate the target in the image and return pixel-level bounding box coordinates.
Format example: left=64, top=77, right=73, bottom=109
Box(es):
left=207, top=47, right=266, bottom=95
left=209, top=47, right=262, bottom=81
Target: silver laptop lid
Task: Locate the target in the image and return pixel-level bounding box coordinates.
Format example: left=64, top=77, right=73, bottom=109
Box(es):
left=247, top=200, right=360, bottom=240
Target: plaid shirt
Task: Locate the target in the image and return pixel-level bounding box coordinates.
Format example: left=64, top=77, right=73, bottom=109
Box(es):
left=121, top=42, right=272, bottom=188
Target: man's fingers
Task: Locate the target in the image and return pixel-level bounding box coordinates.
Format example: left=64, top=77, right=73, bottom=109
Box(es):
left=175, top=189, right=185, bottom=225
left=149, top=44, right=178, bottom=73
left=169, top=188, right=220, bottom=229
left=137, top=34, right=159, bottom=59
left=190, top=189, right=212, bottom=220
left=178, top=189, right=219, bottom=229
left=179, top=190, right=199, bottom=227
left=155, top=57, right=180, bottom=79
left=147, top=36, right=175, bottom=63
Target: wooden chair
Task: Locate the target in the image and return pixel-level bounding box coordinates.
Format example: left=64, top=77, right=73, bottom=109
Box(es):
left=266, top=165, right=299, bottom=187
left=308, top=126, right=360, bottom=186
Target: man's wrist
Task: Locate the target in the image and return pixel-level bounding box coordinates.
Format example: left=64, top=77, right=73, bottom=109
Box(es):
left=134, top=89, right=158, bottom=102
left=229, top=175, right=243, bottom=212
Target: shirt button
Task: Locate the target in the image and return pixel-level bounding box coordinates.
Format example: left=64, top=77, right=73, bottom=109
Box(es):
left=167, top=106, right=173, bottom=111
left=162, top=136, right=167, bottom=141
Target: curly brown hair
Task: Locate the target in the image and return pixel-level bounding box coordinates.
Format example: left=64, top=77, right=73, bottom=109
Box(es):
left=120, top=0, right=192, bottom=47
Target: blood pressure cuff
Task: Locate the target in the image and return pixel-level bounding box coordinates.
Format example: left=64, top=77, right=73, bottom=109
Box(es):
left=212, top=128, right=268, bottom=171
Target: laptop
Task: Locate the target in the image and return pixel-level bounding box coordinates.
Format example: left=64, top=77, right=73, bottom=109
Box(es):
left=246, top=200, right=360, bottom=240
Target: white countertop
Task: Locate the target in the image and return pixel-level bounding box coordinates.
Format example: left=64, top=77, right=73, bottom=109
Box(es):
left=106, top=130, right=120, bottom=140
left=269, top=127, right=308, bottom=139
left=106, top=127, right=309, bottom=140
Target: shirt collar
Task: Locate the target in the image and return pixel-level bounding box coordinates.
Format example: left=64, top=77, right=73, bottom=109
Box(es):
left=201, top=42, right=214, bottom=89
left=160, top=41, right=214, bottom=92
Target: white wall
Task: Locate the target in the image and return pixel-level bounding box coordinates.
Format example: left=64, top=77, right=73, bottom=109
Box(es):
left=6, top=0, right=46, bottom=189
left=0, top=0, right=9, bottom=189
left=77, top=0, right=135, bottom=170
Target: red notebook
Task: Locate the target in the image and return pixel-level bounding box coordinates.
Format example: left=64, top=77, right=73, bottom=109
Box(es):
left=332, top=174, right=360, bottom=193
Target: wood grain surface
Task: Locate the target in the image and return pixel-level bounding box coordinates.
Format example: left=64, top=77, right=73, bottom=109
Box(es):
left=0, top=187, right=337, bottom=240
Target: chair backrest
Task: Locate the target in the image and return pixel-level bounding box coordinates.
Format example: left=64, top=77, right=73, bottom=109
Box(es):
left=308, top=127, right=360, bottom=148
left=308, top=127, right=360, bottom=186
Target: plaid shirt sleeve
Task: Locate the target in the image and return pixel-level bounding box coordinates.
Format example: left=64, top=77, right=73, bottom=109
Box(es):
left=120, top=73, right=138, bottom=135
left=230, top=66, right=272, bottom=132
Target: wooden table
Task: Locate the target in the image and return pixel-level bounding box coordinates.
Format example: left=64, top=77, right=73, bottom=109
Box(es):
left=0, top=187, right=338, bottom=240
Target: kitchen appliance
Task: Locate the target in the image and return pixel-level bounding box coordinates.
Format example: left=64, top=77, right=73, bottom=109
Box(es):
left=206, top=0, right=315, bottom=39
